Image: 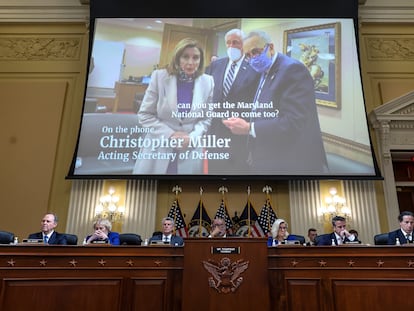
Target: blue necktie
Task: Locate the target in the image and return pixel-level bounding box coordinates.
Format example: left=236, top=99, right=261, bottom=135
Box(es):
left=43, top=235, right=49, bottom=244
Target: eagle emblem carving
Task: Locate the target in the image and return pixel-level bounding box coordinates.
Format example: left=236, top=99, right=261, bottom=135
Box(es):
left=202, top=257, right=249, bottom=293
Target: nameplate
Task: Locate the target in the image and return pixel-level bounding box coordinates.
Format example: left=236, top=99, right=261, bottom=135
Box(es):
left=22, top=239, right=44, bottom=244
left=281, top=240, right=300, bottom=245
left=211, top=247, right=240, bottom=254
left=91, top=240, right=108, bottom=244
left=150, top=240, right=170, bottom=246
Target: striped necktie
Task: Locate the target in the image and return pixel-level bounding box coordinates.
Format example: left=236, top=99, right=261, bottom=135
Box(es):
left=223, top=62, right=236, bottom=97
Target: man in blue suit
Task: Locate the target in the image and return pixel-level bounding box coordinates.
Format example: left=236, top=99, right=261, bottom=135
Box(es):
left=205, top=28, right=260, bottom=174
left=316, top=215, right=358, bottom=246
left=222, top=30, right=328, bottom=175
left=28, top=213, right=67, bottom=245
left=149, top=217, right=184, bottom=246
left=387, top=211, right=414, bottom=245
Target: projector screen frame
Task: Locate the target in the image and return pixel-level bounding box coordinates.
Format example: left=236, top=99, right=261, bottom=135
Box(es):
left=67, top=0, right=382, bottom=181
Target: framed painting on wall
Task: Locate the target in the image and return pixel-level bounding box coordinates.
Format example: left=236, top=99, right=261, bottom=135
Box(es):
left=284, top=22, right=341, bottom=109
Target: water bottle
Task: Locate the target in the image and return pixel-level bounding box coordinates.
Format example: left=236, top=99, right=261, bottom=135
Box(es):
left=272, top=239, right=276, bottom=247
left=143, top=238, right=148, bottom=246
left=331, top=239, right=336, bottom=246
left=395, top=238, right=401, bottom=246
left=14, top=236, right=18, bottom=245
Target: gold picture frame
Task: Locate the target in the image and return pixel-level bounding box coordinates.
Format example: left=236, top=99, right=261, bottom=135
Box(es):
left=284, top=22, right=341, bottom=109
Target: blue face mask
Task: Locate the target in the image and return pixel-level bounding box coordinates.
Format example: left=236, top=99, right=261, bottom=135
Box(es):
left=249, top=45, right=272, bottom=73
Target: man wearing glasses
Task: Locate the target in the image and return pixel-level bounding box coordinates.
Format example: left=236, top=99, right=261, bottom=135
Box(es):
left=222, top=30, right=328, bottom=175
left=209, top=217, right=228, bottom=238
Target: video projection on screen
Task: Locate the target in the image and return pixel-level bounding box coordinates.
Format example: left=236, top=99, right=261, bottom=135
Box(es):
left=68, top=14, right=381, bottom=179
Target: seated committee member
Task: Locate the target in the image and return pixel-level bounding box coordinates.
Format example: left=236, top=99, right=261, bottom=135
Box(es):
left=85, top=218, right=120, bottom=245
left=348, top=229, right=362, bottom=243
left=133, top=38, right=214, bottom=175
left=149, top=217, right=184, bottom=246
left=208, top=217, right=229, bottom=238
left=28, top=213, right=67, bottom=245
left=267, top=218, right=299, bottom=246
left=222, top=30, right=327, bottom=175
left=306, top=228, right=318, bottom=246
left=387, top=211, right=414, bottom=245
left=316, top=216, right=359, bottom=246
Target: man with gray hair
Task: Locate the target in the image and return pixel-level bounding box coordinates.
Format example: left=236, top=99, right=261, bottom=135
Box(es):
left=149, top=216, right=184, bottom=246
left=223, top=29, right=328, bottom=175
left=206, top=28, right=260, bottom=174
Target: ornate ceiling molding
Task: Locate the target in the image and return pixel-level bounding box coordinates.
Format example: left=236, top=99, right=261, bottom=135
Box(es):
left=0, top=37, right=81, bottom=61
left=0, top=0, right=412, bottom=23
left=364, top=37, right=414, bottom=61
left=359, top=0, right=414, bottom=22
left=0, top=0, right=89, bottom=23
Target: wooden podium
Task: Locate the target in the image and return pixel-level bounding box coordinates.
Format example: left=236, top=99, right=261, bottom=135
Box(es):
left=182, top=238, right=269, bottom=311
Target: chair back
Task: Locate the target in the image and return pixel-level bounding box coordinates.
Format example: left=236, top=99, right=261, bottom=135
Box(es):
left=314, top=233, right=330, bottom=245
left=293, top=234, right=306, bottom=245
left=120, top=233, right=142, bottom=245
left=0, top=230, right=14, bottom=244
left=374, top=233, right=389, bottom=245
left=64, top=233, right=78, bottom=245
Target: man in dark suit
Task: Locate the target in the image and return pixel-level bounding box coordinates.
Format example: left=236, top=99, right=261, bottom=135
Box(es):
left=149, top=216, right=184, bottom=246
left=316, top=216, right=358, bottom=246
left=387, top=211, right=414, bottom=245
left=208, top=217, right=228, bottom=238
left=222, top=29, right=328, bottom=175
left=305, top=228, right=318, bottom=246
left=28, top=213, right=67, bottom=245
left=205, top=28, right=260, bottom=174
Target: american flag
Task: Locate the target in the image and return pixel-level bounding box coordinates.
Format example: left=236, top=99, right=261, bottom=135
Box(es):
left=214, top=199, right=234, bottom=235
left=257, top=198, right=277, bottom=236
left=236, top=200, right=265, bottom=237
left=167, top=199, right=188, bottom=238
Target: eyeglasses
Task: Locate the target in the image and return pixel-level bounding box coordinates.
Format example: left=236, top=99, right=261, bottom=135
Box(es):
left=245, top=44, right=268, bottom=59
left=279, top=226, right=287, bottom=230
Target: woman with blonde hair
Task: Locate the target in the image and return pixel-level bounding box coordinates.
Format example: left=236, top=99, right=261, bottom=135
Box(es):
left=267, top=218, right=299, bottom=246
left=85, top=218, right=120, bottom=245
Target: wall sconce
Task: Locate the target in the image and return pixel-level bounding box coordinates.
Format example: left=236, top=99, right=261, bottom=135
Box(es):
left=318, top=187, right=351, bottom=223
left=95, top=187, right=125, bottom=223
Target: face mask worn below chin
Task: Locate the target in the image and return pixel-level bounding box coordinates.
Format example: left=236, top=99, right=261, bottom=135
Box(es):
left=249, top=45, right=272, bottom=73
left=227, top=47, right=242, bottom=62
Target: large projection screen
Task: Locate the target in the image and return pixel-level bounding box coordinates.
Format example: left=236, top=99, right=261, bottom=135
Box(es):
left=68, top=0, right=382, bottom=180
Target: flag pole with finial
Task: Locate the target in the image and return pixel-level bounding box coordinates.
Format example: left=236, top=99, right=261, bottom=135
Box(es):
left=219, top=186, right=229, bottom=233
left=199, top=187, right=203, bottom=237
left=218, top=186, right=228, bottom=201
left=171, top=185, right=182, bottom=235
left=263, top=185, right=273, bottom=235
left=172, top=185, right=182, bottom=234
left=247, top=186, right=251, bottom=238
